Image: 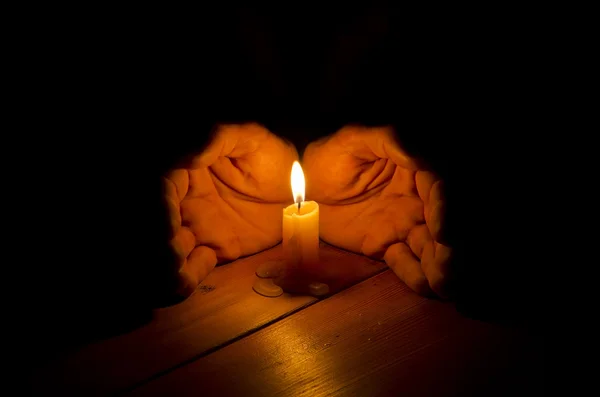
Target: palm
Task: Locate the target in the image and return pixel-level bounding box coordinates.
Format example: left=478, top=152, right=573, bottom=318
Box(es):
left=303, top=126, right=451, bottom=297
left=163, top=123, right=298, bottom=296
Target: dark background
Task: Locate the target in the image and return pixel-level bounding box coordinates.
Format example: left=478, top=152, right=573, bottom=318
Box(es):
left=19, top=6, right=542, bottom=363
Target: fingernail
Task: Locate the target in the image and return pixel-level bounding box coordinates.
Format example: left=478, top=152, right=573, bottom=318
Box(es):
left=308, top=282, right=329, bottom=296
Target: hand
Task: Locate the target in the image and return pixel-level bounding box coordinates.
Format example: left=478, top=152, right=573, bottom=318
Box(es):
left=302, top=125, right=452, bottom=297
left=163, top=123, right=298, bottom=297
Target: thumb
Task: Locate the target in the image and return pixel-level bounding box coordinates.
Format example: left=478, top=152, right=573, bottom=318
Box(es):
left=364, top=126, right=421, bottom=171
left=188, top=123, right=269, bottom=168
left=335, top=125, right=421, bottom=170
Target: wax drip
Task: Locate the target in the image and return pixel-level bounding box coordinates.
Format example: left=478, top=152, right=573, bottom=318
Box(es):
left=256, top=260, right=284, bottom=278
left=252, top=278, right=283, bottom=297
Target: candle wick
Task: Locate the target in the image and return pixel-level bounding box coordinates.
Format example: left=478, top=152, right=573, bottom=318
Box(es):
left=297, top=201, right=301, bottom=214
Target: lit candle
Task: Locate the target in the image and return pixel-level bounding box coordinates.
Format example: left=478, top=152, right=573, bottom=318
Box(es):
left=282, top=161, right=319, bottom=268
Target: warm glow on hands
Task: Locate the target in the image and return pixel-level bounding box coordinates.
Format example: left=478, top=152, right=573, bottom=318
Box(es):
left=302, top=125, right=452, bottom=298
left=163, top=123, right=299, bottom=298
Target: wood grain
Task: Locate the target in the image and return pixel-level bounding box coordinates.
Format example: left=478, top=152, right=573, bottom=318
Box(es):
left=31, top=243, right=385, bottom=396
left=129, top=270, right=542, bottom=397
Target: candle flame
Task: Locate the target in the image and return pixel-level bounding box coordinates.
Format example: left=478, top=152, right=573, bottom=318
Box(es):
left=291, top=161, right=305, bottom=204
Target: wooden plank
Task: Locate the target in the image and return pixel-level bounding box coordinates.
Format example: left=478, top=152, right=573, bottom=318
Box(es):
left=32, top=244, right=385, bottom=396
left=31, top=242, right=386, bottom=397
left=128, top=270, right=542, bottom=397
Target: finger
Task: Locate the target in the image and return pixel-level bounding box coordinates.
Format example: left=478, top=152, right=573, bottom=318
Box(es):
left=176, top=264, right=197, bottom=297
left=163, top=177, right=178, bottom=201
left=384, top=242, right=432, bottom=296
left=326, top=126, right=419, bottom=170
left=416, top=171, right=446, bottom=242
left=428, top=200, right=446, bottom=243
left=184, top=246, right=218, bottom=285
left=363, top=126, right=420, bottom=170
left=187, top=123, right=297, bottom=202
left=189, top=126, right=237, bottom=169
left=428, top=180, right=446, bottom=242
left=163, top=193, right=181, bottom=238
left=164, top=169, right=189, bottom=202
left=409, top=220, right=452, bottom=298
left=435, top=243, right=452, bottom=282
left=175, top=246, right=218, bottom=298
left=415, top=170, right=436, bottom=206
left=406, top=224, right=430, bottom=259
left=186, top=168, right=214, bottom=198
left=169, top=227, right=196, bottom=268
left=421, top=240, right=452, bottom=298
left=385, top=163, right=419, bottom=197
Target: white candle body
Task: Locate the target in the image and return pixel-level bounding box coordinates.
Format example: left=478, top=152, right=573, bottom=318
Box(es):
left=282, top=201, right=319, bottom=266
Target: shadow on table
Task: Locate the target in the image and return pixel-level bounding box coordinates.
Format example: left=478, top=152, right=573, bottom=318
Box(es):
left=443, top=177, right=542, bottom=329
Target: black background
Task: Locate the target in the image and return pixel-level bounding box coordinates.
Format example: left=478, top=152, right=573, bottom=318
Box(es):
left=18, top=6, right=543, bottom=362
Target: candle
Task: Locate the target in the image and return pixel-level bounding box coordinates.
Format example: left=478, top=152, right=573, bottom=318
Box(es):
left=282, top=161, right=319, bottom=268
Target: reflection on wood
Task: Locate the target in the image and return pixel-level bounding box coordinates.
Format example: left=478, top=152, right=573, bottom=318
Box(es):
left=129, top=270, right=541, bottom=397
left=31, top=242, right=385, bottom=396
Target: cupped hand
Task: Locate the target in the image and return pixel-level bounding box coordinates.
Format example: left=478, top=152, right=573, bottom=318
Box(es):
left=163, top=123, right=298, bottom=297
left=302, top=125, right=452, bottom=297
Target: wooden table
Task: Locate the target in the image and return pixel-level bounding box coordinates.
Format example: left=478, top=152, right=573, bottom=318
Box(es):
left=30, top=243, right=543, bottom=396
